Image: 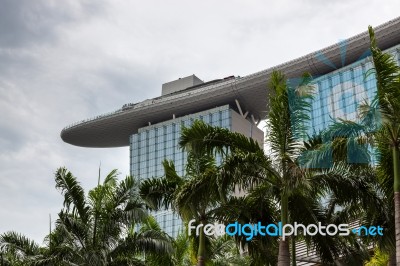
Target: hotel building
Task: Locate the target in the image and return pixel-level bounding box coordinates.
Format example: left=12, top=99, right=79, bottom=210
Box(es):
left=61, top=17, right=400, bottom=265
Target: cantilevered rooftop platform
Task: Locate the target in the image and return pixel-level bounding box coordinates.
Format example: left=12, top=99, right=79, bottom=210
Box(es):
left=61, top=17, right=400, bottom=148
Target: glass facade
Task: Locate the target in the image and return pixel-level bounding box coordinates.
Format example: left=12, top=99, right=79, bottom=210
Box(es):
left=298, top=45, right=400, bottom=167
left=130, top=105, right=231, bottom=237
left=306, top=45, right=400, bottom=135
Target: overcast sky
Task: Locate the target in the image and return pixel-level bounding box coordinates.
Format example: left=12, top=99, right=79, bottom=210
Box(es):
left=0, top=0, right=399, bottom=244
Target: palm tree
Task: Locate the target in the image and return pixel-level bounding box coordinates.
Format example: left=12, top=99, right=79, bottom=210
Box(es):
left=1, top=168, right=173, bottom=266
left=368, top=128, right=397, bottom=265
left=190, top=70, right=314, bottom=265
left=32, top=167, right=173, bottom=265
left=266, top=71, right=312, bottom=265
left=140, top=133, right=222, bottom=266
left=187, top=123, right=380, bottom=264
left=264, top=25, right=400, bottom=264
left=0, top=231, right=41, bottom=266
left=367, top=25, right=400, bottom=264
left=178, top=71, right=383, bottom=264
left=306, top=117, right=398, bottom=264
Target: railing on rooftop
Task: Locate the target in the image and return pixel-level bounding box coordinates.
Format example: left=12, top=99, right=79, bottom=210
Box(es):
left=62, top=76, right=241, bottom=131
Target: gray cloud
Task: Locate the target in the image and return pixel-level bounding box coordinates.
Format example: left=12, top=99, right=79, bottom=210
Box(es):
left=0, top=0, right=107, bottom=47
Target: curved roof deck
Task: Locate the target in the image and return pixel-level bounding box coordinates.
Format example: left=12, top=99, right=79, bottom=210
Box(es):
left=61, top=17, right=400, bottom=148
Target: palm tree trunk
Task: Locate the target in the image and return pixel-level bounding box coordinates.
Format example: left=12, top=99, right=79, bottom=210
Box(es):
left=393, top=146, right=400, bottom=265
left=278, top=194, right=290, bottom=266
left=279, top=240, right=290, bottom=266
left=389, top=252, right=396, bottom=266
left=291, top=235, right=297, bottom=266
left=197, top=220, right=206, bottom=266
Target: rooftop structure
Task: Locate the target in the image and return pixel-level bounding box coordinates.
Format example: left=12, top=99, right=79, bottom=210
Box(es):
left=162, top=74, right=204, bottom=96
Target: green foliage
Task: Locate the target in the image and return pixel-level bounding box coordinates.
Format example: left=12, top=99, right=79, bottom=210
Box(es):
left=367, top=26, right=400, bottom=128
left=0, top=231, right=41, bottom=265
left=0, top=168, right=173, bottom=266
left=364, top=248, right=389, bottom=266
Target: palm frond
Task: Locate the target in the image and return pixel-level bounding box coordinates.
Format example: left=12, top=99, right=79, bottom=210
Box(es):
left=139, top=163, right=181, bottom=211
left=55, top=167, right=89, bottom=223
left=368, top=26, right=400, bottom=127
left=180, top=120, right=263, bottom=156
left=0, top=231, right=40, bottom=257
